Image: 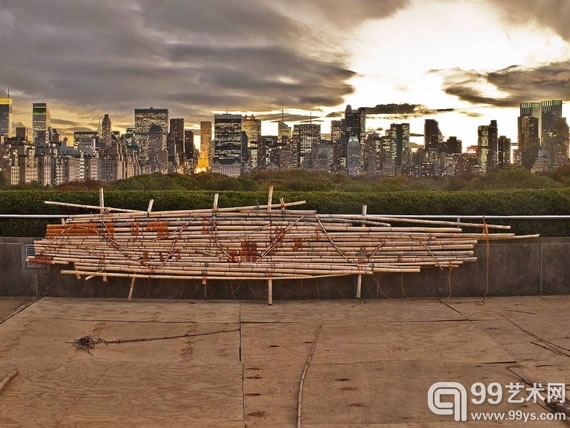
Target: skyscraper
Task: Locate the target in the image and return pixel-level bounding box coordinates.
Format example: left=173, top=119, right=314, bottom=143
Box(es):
left=168, top=118, right=184, bottom=172
left=540, top=100, right=563, bottom=143
left=487, top=120, right=498, bottom=170
left=497, top=136, right=511, bottom=168
left=389, top=123, right=410, bottom=171
left=184, top=129, right=194, bottom=171
left=519, top=100, right=567, bottom=168
left=518, top=116, right=539, bottom=169
left=344, top=105, right=365, bottom=139
left=540, top=100, right=567, bottom=167
left=0, top=96, right=12, bottom=137
left=33, top=103, right=50, bottom=145
left=443, top=137, right=462, bottom=154
left=424, top=119, right=441, bottom=150
left=101, top=114, right=112, bottom=151
left=520, top=102, right=541, bottom=122
left=346, top=135, right=361, bottom=176
left=292, top=123, right=321, bottom=168
left=477, top=125, right=489, bottom=172
left=197, top=121, right=212, bottom=172
left=213, top=114, right=243, bottom=177
left=331, top=120, right=342, bottom=144
left=278, top=119, right=291, bottom=142
left=134, top=108, right=168, bottom=172
left=242, top=115, right=261, bottom=170
left=134, top=108, right=168, bottom=146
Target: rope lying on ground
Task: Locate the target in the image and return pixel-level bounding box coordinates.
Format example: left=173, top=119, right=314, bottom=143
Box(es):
left=71, top=328, right=240, bottom=354
left=72, top=336, right=108, bottom=355
left=0, top=369, right=19, bottom=394
left=297, top=322, right=322, bottom=428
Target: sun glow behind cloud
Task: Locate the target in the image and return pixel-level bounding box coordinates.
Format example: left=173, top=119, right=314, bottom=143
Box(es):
left=338, top=0, right=570, bottom=145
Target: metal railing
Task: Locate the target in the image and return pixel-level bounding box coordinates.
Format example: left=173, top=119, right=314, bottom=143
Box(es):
left=0, top=213, right=568, bottom=221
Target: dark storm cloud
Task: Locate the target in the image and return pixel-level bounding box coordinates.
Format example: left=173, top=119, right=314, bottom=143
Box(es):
left=0, top=0, right=410, bottom=129
left=488, top=0, right=570, bottom=41
left=366, top=104, right=419, bottom=114
left=255, top=113, right=317, bottom=122
left=460, top=111, right=484, bottom=118
left=437, top=62, right=570, bottom=107
left=51, top=118, right=82, bottom=127
left=365, top=104, right=456, bottom=119
left=278, top=0, right=410, bottom=27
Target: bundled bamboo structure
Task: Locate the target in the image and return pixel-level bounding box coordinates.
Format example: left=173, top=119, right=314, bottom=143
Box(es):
left=29, top=188, right=538, bottom=304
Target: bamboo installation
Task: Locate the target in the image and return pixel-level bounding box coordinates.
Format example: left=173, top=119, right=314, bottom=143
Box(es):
left=29, top=188, right=538, bottom=304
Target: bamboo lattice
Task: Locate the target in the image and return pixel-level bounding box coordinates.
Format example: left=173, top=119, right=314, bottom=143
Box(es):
left=29, top=190, right=539, bottom=285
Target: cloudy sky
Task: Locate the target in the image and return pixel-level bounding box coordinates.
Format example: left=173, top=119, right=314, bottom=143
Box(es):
left=2, top=0, right=570, bottom=147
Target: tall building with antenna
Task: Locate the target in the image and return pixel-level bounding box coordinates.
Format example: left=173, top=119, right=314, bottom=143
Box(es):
left=277, top=108, right=291, bottom=142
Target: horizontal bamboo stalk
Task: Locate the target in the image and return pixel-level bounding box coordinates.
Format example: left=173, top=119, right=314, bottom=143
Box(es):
left=70, top=262, right=421, bottom=275
left=53, top=221, right=471, bottom=235
left=57, top=200, right=309, bottom=219
left=356, top=215, right=511, bottom=230
left=34, top=239, right=478, bottom=252
left=33, top=247, right=477, bottom=262
left=85, top=263, right=459, bottom=273
left=60, top=270, right=392, bottom=281
left=46, top=249, right=462, bottom=264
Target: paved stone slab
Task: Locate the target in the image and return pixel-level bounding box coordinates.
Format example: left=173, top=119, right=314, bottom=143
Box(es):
left=0, top=297, right=33, bottom=321
left=0, top=296, right=568, bottom=427
left=302, top=360, right=557, bottom=426
left=241, top=299, right=465, bottom=324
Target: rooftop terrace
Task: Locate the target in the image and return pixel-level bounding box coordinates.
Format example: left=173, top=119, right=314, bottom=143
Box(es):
left=0, top=296, right=568, bottom=427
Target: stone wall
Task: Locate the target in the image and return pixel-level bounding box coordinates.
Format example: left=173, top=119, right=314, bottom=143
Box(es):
left=1, top=237, right=568, bottom=300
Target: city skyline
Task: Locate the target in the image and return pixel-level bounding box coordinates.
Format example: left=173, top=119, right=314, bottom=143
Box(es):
left=2, top=0, right=570, bottom=145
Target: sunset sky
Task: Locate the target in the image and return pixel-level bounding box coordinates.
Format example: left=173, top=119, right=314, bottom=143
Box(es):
left=2, top=0, right=570, bottom=147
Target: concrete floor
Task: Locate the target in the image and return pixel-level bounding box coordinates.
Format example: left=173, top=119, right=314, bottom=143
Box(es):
left=0, top=296, right=568, bottom=427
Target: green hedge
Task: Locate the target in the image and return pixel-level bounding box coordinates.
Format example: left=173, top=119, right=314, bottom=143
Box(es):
left=0, top=189, right=569, bottom=237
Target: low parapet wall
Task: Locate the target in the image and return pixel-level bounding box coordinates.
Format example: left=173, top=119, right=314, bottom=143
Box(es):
left=1, top=237, right=568, bottom=299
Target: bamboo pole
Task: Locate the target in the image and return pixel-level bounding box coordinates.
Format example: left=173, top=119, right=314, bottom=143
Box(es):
left=60, top=200, right=308, bottom=220
left=61, top=269, right=386, bottom=281
left=267, top=278, right=273, bottom=305
left=359, top=215, right=512, bottom=230
left=356, top=273, right=362, bottom=299
left=99, top=187, right=105, bottom=214
left=213, top=193, right=219, bottom=211
left=267, top=186, right=273, bottom=212
left=45, top=201, right=144, bottom=213
left=0, top=369, right=19, bottom=394
left=128, top=276, right=136, bottom=300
